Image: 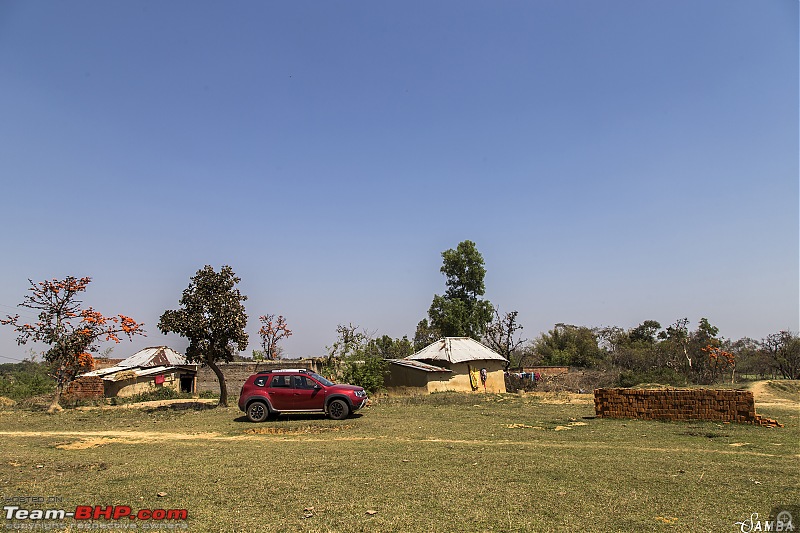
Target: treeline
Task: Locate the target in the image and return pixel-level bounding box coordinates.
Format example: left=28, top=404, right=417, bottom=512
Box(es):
left=0, top=360, right=55, bottom=400
left=510, top=318, right=800, bottom=385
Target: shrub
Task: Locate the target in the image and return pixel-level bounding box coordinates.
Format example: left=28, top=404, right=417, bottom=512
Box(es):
left=112, top=386, right=180, bottom=405
left=0, top=361, right=55, bottom=400
left=339, top=354, right=388, bottom=394
left=505, top=373, right=538, bottom=393
left=616, top=368, right=688, bottom=388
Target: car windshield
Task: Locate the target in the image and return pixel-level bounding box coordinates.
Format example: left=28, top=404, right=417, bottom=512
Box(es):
left=309, top=372, right=334, bottom=386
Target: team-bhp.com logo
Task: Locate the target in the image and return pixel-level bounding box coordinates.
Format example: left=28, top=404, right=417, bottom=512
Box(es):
left=5, top=505, right=187, bottom=524
left=735, top=510, right=794, bottom=532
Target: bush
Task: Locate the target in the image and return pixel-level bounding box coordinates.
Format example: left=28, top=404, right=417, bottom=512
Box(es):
left=0, top=361, right=55, bottom=400
left=616, top=368, right=688, bottom=388
left=111, top=386, right=180, bottom=405
left=505, top=373, right=538, bottom=393
left=339, top=355, right=388, bottom=394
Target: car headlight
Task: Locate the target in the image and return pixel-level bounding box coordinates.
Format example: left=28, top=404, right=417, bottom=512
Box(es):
left=354, top=390, right=367, bottom=398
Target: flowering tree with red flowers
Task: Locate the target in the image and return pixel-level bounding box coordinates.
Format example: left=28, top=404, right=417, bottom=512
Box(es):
left=702, top=344, right=736, bottom=384
left=258, top=314, right=292, bottom=360
left=1, top=276, right=145, bottom=412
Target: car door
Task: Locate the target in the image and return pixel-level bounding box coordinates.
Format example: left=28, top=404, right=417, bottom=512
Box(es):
left=292, top=375, right=324, bottom=411
left=267, top=374, right=294, bottom=411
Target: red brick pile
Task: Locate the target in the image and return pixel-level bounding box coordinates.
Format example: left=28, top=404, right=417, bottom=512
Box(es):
left=64, top=376, right=104, bottom=400
left=594, top=388, right=783, bottom=427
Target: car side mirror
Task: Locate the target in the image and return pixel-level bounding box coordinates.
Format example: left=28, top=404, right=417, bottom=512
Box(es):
left=313, top=384, right=321, bottom=390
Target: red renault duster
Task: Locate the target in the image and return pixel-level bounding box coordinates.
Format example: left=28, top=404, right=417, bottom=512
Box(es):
left=238, top=369, right=368, bottom=422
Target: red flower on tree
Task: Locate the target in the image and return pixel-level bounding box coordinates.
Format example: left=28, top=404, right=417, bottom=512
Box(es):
left=1, top=276, right=145, bottom=412
left=258, top=314, right=292, bottom=360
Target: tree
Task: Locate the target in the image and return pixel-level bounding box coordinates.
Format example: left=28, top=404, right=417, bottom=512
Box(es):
left=702, top=344, right=736, bottom=384
left=761, top=331, right=800, bottom=380
left=422, top=240, right=493, bottom=341
left=257, top=314, right=292, bottom=360
left=534, top=323, right=605, bottom=367
left=659, top=318, right=692, bottom=369
left=629, top=320, right=662, bottom=344
left=483, top=307, right=526, bottom=368
left=413, top=319, right=439, bottom=351
left=658, top=317, right=725, bottom=384
left=597, top=321, right=691, bottom=385
left=366, top=335, right=414, bottom=360
left=728, top=337, right=771, bottom=378
left=158, top=265, right=248, bottom=407
left=0, top=276, right=145, bottom=412
left=326, top=323, right=367, bottom=362
left=323, top=324, right=388, bottom=393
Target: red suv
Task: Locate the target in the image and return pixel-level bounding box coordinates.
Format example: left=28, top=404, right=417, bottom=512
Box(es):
left=238, top=369, right=369, bottom=422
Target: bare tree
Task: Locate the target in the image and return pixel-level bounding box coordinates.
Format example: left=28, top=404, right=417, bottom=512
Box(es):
left=257, top=314, right=292, bottom=360
left=761, top=331, right=800, bottom=379
left=483, top=307, right=526, bottom=368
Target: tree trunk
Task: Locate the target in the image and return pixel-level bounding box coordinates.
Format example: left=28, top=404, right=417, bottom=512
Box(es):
left=207, top=360, right=228, bottom=407
left=47, top=386, right=64, bottom=414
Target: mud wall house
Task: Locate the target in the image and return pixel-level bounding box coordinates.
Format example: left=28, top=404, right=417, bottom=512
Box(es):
left=81, top=346, right=197, bottom=398
left=386, top=337, right=507, bottom=393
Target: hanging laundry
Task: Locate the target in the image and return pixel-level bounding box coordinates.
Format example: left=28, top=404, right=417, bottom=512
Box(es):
left=469, top=365, right=480, bottom=391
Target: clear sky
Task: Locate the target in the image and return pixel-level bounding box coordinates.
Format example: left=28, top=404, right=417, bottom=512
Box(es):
left=0, top=1, right=797, bottom=362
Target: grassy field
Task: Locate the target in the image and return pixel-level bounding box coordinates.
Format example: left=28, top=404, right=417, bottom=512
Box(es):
left=0, top=387, right=798, bottom=532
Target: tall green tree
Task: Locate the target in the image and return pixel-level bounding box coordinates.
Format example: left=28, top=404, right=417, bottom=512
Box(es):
left=158, top=265, right=248, bottom=407
left=419, top=240, right=493, bottom=342
left=534, top=323, right=605, bottom=367
left=413, top=319, right=439, bottom=351
left=657, top=317, right=723, bottom=384
left=367, top=335, right=414, bottom=360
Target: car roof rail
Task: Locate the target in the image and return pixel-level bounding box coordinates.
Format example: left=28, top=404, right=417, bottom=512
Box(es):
left=257, top=368, right=310, bottom=374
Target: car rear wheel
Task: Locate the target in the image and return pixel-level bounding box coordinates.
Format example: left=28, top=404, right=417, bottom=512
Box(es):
left=327, top=399, right=350, bottom=420
left=247, top=401, right=270, bottom=422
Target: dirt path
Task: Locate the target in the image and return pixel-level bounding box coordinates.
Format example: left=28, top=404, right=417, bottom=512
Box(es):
left=74, top=398, right=218, bottom=410
left=0, top=429, right=789, bottom=458
left=0, top=384, right=792, bottom=453
left=749, top=380, right=799, bottom=408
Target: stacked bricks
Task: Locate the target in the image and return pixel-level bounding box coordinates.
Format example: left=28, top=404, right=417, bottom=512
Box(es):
left=64, top=376, right=104, bottom=400
left=594, top=388, right=783, bottom=427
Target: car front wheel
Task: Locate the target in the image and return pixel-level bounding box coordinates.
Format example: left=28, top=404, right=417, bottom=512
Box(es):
left=247, top=401, right=270, bottom=422
left=327, top=399, right=350, bottom=420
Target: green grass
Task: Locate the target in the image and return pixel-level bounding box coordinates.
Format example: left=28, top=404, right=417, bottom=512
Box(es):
left=765, top=380, right=800, bottom=400
left=0, top=393, right=797, bottom=532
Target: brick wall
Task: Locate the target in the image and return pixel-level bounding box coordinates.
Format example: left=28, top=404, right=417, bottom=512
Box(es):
left=594, top=388, right=782, bottom=427
left=64, top=376, right=104, bottom=400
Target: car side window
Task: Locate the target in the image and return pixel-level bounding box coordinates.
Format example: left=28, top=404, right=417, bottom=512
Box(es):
left=293, top=375, right=316, bottom=389
left=254, top=376, right=267, bottom=387
left=270, top=375, right=290, bottom=388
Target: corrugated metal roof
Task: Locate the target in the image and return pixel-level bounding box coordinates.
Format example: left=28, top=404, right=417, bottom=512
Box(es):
left=406, top=337, right=506, bottom=364
left=118, top=346, right=188, bottom=368
left=388, top=359, right=452, bottom=373
left=131, top=366, right=174, bottom=377
left=92, top=366, right=178, bottom=382
left=82, top=366, right=127, bottom=378
left=82, top=361, right=193, bottom=381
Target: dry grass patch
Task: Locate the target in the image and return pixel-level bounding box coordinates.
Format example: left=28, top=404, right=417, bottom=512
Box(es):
left=0, top=393, right=797, bottom=532
left=244, top=424, right=353, bottom=435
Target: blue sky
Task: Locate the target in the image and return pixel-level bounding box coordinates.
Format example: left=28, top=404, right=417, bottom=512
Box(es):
left=0, top=1, right=797, bottom=362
